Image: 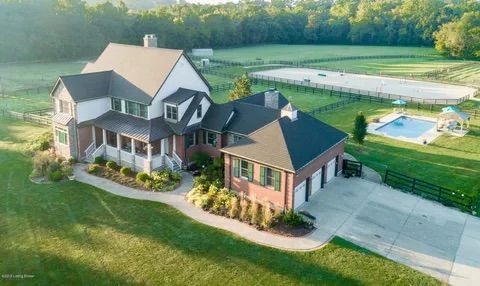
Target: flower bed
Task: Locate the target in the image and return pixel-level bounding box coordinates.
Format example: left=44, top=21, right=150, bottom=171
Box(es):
left=186, top=175, right=314, bottom=237
left=87, top=159, right=182, bottom=192
left=30, top=150, right=75, bottom=183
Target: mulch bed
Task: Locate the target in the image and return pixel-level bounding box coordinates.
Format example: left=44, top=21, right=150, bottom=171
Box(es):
left=89, top=165, right=147, bottom=190
left=268, top=221, right=315, bottom=237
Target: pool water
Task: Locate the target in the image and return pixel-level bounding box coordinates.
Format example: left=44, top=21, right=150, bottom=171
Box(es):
left=376, top=116, right=436, bottom=139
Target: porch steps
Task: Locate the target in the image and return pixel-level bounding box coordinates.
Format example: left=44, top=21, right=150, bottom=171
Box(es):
left=171, top=160, right=182, bottom=172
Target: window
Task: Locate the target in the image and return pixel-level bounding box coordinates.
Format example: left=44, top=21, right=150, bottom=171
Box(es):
left=125, top=101, right=148, bottom=118
left=58, top=100, right=70, bottom=114
left=207, top=132, right=216, bottom=147
left=55, top=128, right=68, bottom=145
left=111, top=98, right=122, bottom=112
left=233, top=134, right=243, bottom=143
left=196, top=104, right=202, bottom=118
left=106, top=131, right=117, bottom=147
left=260, top=166, right=281, bottom=191
left=185, top=133, right=195, bottom=148
left=166, top=104, right=178, bottom=120
left=233, top=159, right=253, bottom=182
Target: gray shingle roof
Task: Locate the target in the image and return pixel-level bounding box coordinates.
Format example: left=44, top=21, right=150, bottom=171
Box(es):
left=236, top=90, right=289, bottom=109
left=52, top=113, right=73, bottom=125
left=166, top=92, right=211, bottom=135
left=221, top=111, right=348, bottom=172
left=94, top=111, right=172, bottom=143
left=164, top=88, right=198, bottom=105
left=59, top=71, right=111, bottom=102
left=201, top=103, right=234, bottom=132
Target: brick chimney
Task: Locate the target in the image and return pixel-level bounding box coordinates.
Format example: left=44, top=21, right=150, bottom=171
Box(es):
left=143, top=34, right=157, bottom=48
left=264, top=88, right=279, bottom=109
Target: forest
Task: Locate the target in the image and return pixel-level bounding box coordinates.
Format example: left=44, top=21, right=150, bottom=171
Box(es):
left=0, top=0, right=479, bottom=63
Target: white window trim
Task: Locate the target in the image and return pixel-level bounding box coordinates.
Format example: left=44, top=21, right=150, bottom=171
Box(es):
left=165, top=103, right=178, bottom=121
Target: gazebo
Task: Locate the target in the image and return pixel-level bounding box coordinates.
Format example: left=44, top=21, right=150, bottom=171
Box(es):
left=392, top=99, right=407, bottom=113
left=437, top=107, right=470, bottom=132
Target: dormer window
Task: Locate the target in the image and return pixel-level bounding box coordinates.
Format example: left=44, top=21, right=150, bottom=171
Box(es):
left=166, top=104, right=178, bottom=121
left=111, top=98, right=122, bottom=112
left=196, top=104, right=202, bottom=118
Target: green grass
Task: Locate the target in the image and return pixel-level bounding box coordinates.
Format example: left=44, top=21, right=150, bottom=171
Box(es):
left=0, top=91, right=52, bottom=112
left=315, top=101, right=480, bottom=195
left=212, top=44, right=438, bottom=62
left=0, top=60, right=86, bottom=92
left=308, top=58, right=464, bottom=76
left=0, top=118, right=440, bottom=285
left=210, top=83, right=339, bottom=111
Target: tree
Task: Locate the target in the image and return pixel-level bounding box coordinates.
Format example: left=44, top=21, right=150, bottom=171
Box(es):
left=228, top=74, right=252, bottom=101
left=353, top=112, right=368, bottom=144
left=434, top=12, right=480, bottom=58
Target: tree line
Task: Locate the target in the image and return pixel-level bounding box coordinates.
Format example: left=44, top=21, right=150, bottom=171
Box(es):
left=0, top=0, right=479, bottom=63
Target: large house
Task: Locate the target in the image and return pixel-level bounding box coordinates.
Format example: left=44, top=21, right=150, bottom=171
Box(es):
left=51, top=35, right=347, bottom=210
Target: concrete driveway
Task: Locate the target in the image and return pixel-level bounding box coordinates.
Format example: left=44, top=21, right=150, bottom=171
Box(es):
left=300, top=177, right=480, bottom=285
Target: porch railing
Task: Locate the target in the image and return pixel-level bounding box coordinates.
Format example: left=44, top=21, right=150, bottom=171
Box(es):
left=85, top=142, right=95, bottom=161
left=152, top=154, right=164, bottom=169
left=172, top=152, right=183, bottom=168
left=91, top=144, right=106, bottom=160
left=164, top=155, right=174, bottom=171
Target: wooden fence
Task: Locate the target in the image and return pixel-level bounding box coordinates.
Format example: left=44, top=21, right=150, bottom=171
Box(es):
left=0, top=108, right=52, bottom=126
left=1, top=86, right=51, bottom=96
left=384, top=169, right=475, bottom=212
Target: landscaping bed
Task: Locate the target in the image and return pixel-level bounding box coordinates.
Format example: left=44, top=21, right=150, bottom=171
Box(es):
left=87, top=158, right=182, bottom=192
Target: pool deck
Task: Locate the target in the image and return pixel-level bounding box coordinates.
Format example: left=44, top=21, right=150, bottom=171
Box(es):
left=368, top=112, right=441, bottom=145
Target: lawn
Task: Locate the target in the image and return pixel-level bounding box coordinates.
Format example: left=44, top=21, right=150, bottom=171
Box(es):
left=0, top=91, right=52, bottom=113
left=308, top=57, right=464, bottom=77
left=0, top=60, right=86, bottom=93
left=210, top=83, right=339, bottom=111
left=0, top=118, right=439, bottom=285
left=212, top=44, right=439, bottom=63
left=315, top=101, right=480, bottom=196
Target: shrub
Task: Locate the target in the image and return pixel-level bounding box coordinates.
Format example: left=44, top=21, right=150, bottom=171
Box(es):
left=62, top=166, right=74, bottom=177
left=261, top=201, right=274, bottom=229
left=249, top=200, right=261, bottom=226
left=144, top=179, right=153, bottom=190
left=48, top=170, right=64, bottom=182
left=191, top=152, right=210, bottom=168
left=205, top=184, right=220, bottom=210
left=282, top=209, right=305, bottom=227
left=186, top=187, right=209, bottom=208
left=31, top=151, right=56, bottom=178
left=171, top=172, right=182, bottom=183
left=120, top=167, right=131, bottom=176
left=136, top=172, right=150, bottom=183
left=239, top=198, right=250, bottom=222
left=106, top=160, right=118, bottom=170
left=94, top=156, right=106, bottom=165
left=211, top=188, right=234, bottom=214
left=46, top=161, right=61, bottom=174
left=26, top=131, right=53, bottom=154
left=229, top=196, right=239, bottom=219
left=87, top=164, right=99, bottom=174
left=68, top=157, right=77, bottom=164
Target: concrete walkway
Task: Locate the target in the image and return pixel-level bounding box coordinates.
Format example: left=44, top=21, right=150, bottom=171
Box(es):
left=73, top=164, right=332, bottom=251
left=301, top=177, right=480, bottom=285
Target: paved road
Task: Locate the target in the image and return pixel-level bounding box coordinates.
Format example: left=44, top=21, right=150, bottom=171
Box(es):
left=301, top=177, right=480, bottom=285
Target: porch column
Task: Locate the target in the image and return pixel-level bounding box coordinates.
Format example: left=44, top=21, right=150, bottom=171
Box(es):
left=130, top=138, right=135, bottom=155
left=91, top=126, right=96, bottom=147
left=102, top=129, right=107, bottom=145
left=160, top=138, right=165, bottom=155
left=116, top=133, right=121, bottom=164
left=147, top=143, right=152, bottom=161
left=173, top=135, right=176, bottom=153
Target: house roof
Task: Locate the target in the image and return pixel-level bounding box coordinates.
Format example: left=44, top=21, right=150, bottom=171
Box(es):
left=221, top=111, right=348, bottom=172
left=166, top=92, right=210, bottom=135
left=93, top=111, right=172, bottom=143
left=201, top=103, right=234, bottom=132
left=164, top=88, right=198, bottom=105
left=82, top=43, right=184, bottom=101
left=236, top=90, right=289, bottom=109
left=59, top=71, right=112, bottom=102
left=52, top=113, right=73, bottom=125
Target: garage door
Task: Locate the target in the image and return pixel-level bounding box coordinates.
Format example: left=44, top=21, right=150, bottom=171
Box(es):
left=326, top=158, right=336, bottom=183
left=311, top=168, right=322, bottom=195
left=294, top=180, right=307, bottom=210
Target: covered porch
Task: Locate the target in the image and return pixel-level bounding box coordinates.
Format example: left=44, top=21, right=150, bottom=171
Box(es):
left=83, top=111, right=183, bottom=173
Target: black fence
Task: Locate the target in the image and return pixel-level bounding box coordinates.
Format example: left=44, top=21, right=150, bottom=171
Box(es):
left=384, top=169, right=475, bottom=212
left=343, top=159, right=362, bottom=177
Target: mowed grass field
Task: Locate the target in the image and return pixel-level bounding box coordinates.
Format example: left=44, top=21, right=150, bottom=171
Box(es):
left=0, top=60, right=86, bottom=92
left=0, top=118, right=440, bottom=285
left=211, top=44, right=438, bottom=62
left=0, top=91, right=52, bottom=112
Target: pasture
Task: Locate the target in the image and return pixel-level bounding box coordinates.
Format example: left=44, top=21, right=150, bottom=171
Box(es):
left=0, top=118, right=439, bottom=285
left=211, top=44, right=438, bottom=63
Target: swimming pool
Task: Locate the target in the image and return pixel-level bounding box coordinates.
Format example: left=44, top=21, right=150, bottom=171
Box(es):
left=376, top=116, right=436, bottom=139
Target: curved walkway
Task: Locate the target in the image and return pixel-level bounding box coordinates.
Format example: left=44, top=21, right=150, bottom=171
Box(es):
left=73, top=164, right=331, bottom=251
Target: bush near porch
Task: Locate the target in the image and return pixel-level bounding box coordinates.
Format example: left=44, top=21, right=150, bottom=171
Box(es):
left=87, top=161, right=182, bottom=192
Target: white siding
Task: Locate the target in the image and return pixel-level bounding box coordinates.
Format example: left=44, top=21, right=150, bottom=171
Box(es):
left=148, top=55, right=210, bottom=119
left=76, top=97, right=110, bottom=123
left=177, top=97, right=194, bottom=120
left=187, top=97, right=211, bottom=126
